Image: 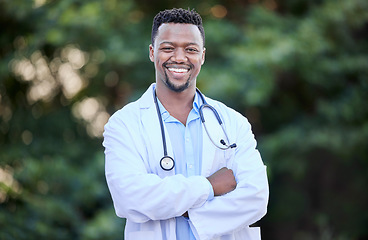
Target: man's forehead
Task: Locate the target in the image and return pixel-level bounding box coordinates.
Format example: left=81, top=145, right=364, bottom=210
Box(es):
left=156, top=23, right=203, bottom=45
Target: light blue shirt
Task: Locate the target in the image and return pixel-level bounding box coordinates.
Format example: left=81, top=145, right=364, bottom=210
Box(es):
left=156, top=92, right=213, bottom=240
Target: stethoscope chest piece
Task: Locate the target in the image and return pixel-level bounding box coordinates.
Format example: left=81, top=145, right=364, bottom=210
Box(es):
left=160, top=156, right=175, bottom=171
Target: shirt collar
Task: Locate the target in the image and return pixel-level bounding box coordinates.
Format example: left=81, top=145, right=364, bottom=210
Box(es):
left=156, top=97, right=170, bottom=121
left=192, top=91, right=201, bottom=114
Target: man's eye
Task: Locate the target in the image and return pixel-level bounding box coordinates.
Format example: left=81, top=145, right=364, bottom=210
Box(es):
left=162, top=47, right=174, bottom=51
left=187, top=48, right=198, bottom=52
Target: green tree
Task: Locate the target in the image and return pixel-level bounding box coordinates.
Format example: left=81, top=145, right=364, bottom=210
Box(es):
left=1, top=0, right=367, bottom=239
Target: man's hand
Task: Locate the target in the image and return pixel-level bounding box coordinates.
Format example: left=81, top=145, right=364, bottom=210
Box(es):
left=207, top=167, right=237, bottom=196
left=180, top=168, right=236, bottom=218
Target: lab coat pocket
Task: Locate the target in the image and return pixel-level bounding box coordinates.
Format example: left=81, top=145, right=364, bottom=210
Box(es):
left=210, top=148, right=235, bottom=174
left=224, top=148, right=235, bottom=168
left=128, top=231, right=155, bottom=240
left=235, top=226, right=261, bottom=240
left=248, top=227, right=261, bottom=240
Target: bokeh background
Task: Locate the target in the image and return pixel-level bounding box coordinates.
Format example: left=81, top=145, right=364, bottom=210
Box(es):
left=1, top=0, right=367, bottom=239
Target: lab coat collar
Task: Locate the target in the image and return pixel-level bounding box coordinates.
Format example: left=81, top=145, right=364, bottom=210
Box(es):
left=199, top=98, right=221, bottom=177
left=139, top=83, right=156, bottom=109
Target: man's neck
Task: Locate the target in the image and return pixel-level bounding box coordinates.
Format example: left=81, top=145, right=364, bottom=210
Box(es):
left=155, top=84, right=195, bottom=125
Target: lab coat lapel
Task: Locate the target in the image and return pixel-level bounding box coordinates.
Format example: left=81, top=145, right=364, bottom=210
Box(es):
left=140, top=84, right=175, bottom=177
left=200, top=99, right=223, bottom=177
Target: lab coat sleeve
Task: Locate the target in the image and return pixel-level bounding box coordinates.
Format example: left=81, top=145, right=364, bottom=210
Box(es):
left=188, top=110, right=269, bottom=240
left=103, top=105, right=212, bottom=223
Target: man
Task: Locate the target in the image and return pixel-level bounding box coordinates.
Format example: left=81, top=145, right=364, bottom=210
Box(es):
left=103, top=8, right=269, bottom=240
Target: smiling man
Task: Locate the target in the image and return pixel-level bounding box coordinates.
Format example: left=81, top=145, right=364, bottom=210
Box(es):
left=103, top=8, right=269, bottom=240
left=150, top=23, right=205, bottom=94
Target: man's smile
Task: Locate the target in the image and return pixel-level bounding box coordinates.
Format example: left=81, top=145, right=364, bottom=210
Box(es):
left=167, top=67, right=189, bottom=73
left=164, top=63, right=192, bottom=79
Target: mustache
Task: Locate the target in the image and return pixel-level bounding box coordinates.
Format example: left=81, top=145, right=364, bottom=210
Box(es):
left=163, top=61, right=193, bottom=69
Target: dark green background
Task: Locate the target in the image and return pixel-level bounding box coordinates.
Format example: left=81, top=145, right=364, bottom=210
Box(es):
left=1, top=0, right=367, bottom=239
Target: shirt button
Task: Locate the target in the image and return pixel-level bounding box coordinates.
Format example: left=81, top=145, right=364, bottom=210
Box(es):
left=189, top=165, right=193, bottom=169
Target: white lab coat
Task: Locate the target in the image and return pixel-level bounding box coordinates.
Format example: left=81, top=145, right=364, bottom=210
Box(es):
left=103, top=83, right=269, bottom=240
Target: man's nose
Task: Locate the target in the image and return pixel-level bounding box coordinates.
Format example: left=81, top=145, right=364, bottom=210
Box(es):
left=172, top=48, right=187, bottom=62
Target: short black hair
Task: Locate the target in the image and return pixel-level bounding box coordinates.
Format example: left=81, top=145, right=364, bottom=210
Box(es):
left=151, top=8, right=205, bottom=47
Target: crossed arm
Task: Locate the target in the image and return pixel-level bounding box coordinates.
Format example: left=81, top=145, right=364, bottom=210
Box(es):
left=104, top=104, right=268, bottom=237
left=182, top=167, right=236, bottom=217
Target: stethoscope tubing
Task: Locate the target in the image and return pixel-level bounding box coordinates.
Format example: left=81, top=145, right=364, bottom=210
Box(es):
left=154, top=88, right=236, bottom=171
left=153, top=90, right=168, bottom=157
left=196, top=89, right=236, bottom=150
left=154, top=90, right=175, bottom=171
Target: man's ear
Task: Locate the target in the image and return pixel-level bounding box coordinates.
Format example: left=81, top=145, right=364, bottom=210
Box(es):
left=149, top=44, right=154, bottom=62
left=201, top=47, right=206, bottom=65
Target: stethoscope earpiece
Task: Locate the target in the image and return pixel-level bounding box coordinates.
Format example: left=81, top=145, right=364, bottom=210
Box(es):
left=220, top=139, right=237, bottom=149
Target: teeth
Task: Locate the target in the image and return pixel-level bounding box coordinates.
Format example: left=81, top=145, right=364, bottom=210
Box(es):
left=168, top=68, right=188, bottom=73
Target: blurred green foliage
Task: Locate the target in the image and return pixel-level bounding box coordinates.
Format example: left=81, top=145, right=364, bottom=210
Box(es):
left=1, top=0, right=367, bottom=239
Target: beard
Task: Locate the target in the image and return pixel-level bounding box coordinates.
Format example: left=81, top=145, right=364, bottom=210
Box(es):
left=163, top=71, right=191, bottom=92
left=162, top=61, right=193, bottom=92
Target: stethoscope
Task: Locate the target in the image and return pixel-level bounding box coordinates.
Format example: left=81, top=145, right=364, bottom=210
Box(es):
left=154, top=88, right=237, bottom=171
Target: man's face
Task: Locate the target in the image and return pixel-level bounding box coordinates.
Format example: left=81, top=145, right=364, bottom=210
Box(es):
left=149, top=23, right=205, bottom=93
